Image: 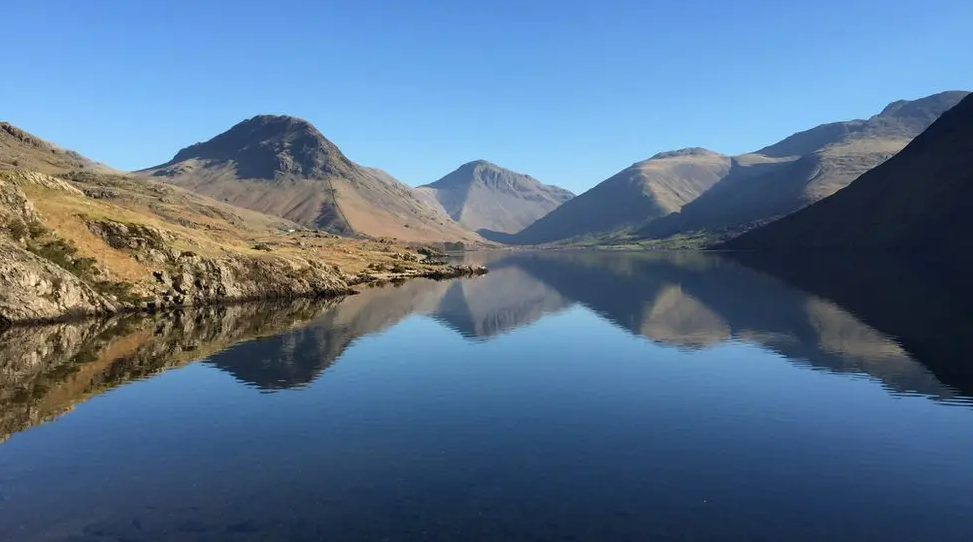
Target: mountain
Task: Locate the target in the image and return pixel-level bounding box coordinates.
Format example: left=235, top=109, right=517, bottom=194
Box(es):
left=636, top=91, right=969, bottom=242
left=140, top=115, right=478, bottom=242
left=722, top=92, right=973, bottom=251
left=414, top=160, right=573, bottom=235
left=504, top=148, right=729, bottom=245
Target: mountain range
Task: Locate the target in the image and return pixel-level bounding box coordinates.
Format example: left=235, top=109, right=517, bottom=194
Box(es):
left=723, top=92, right=973, bottom=251
left=492, top=90, right=968, bottom=245
left=636, top=90, right=970, bottom=243
left=3, top=88, right=970, bottom=256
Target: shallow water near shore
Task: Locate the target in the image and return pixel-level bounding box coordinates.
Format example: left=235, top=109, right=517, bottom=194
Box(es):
left=2, top=251, right=973, bottom=541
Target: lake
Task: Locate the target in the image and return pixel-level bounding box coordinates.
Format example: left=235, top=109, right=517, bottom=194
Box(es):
left=2, top=251, right=973, bottom=542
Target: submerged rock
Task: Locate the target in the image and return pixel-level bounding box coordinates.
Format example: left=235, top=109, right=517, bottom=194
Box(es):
left=421, top=264, right=489, bottom=280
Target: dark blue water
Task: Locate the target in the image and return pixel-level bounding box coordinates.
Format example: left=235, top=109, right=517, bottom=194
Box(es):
left=1, top=251, right=972, bottom=541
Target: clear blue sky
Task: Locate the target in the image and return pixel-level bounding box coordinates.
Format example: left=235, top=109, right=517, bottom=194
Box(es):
left=2, top=0, right=971, bottom=192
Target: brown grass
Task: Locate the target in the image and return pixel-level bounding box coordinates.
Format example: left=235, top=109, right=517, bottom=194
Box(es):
left=11, top=170, right=455, bottom=291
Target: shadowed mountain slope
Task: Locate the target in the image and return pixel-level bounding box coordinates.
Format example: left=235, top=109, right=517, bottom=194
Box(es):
left=722, top=92, right=973, bottom=251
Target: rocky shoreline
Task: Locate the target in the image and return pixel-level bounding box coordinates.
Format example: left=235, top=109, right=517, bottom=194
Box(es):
left=0, top=262, right=487, bottom=330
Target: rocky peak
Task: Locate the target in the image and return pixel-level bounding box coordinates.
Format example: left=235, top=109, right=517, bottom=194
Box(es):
left=166, top=114, right=355, bottom=180
left=430, top=160, right=524, bottom=189
left=465, top=159, right=495, bottom=169
left=454, top=160, right=515, bottom=181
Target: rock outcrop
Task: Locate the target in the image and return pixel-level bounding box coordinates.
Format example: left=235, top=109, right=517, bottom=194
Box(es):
left=0, top=242, right=118, bottom=325
left=143, top=248, right=352, bottom=309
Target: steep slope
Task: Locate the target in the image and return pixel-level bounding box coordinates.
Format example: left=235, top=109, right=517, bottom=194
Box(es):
left=140, top=115, right=479, bottom=243
left=507, top=148, right=729, bottom=245
left=722, top=93, right=973, bottom=251
left=415, top=160, right=574, bottom=234
left=1, top=122, right=114, bottom=174
left=638, top=91, right=969, bottom=241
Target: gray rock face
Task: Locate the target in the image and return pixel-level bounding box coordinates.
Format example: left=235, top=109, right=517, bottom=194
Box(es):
left=0, top=167, right=354, bottom=324
left=0, top=241, right=117, bottom=324
left=87, top=220, right=170, bottom=251
left=143, top=250, right=351, bottom=309
left=416, top=160, right=574, bottom=234
left=0, top=174, right=116, bottom=324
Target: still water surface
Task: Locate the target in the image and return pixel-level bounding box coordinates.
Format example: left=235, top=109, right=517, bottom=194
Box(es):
left=1, top=251, right=972, bottom=541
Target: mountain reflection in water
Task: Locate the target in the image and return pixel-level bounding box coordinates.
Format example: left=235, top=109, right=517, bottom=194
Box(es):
left=3, top=250, right=972, bottom=445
